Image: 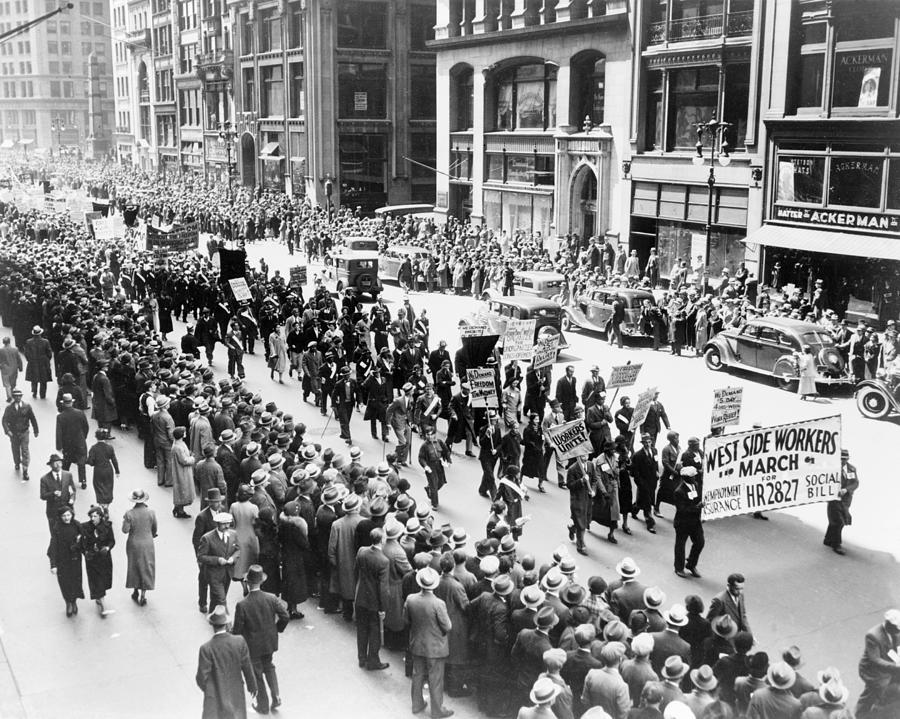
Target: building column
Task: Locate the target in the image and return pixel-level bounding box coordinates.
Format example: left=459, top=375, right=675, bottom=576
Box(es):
left=391, top=0, right=411, bottom=204
left=305, top=0, right=337, bottom=206
left=435, top=59, right=451, bottom=214
left=470, top=67, right=486, bottom=223
left=510, top=0, right=527, bottom=29
left=435, top=0, right=452, bottom=39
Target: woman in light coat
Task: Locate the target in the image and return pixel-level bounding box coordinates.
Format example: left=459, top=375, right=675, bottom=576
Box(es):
left=796, top=344, right=819, bottom=400
left=170, top=426, right=196, bottom=518
left=268, top=324, right=289, bottom=384
left=122, top=489, right=157, bottom=605
left=229, top=484, right=260, bottom=584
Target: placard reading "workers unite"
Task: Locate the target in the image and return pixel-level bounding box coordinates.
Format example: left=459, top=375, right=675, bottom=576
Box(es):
left=701, top=415, right=842, bottom=521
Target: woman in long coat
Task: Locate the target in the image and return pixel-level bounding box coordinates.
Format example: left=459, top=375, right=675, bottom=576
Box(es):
left=268, top=325, right=289, bottom=383
left=382, top=522, right=413, bottom=649
left=170, top=426, right=196, bottom=518
left=122, top=489, right=157, bottom=605
left=796, top=344, right=819, bottom=400
left=279, top=500, right=309, bottom=619
left=254, top=506, right=281, bottom=596
left=436, top=560, right=471, bottom=695
left=91, top=363, right=118, bottom=429
left=520, top=413, right=545, bottom=488
left=49, top=505, right=84, bottom=617
left=80, top=505, right=115, bottom=615
left=229, top=485, right=260, bottom=583
left=86, top=428, right=119, bottom=508
left=591, top=442, right=621, bottom=545
left=156, top=291, right=174, bottom=341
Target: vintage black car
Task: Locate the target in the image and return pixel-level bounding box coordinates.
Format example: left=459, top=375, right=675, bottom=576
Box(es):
left=703, top=317, right=852, bottom=390
left=561, top=287, right=659, bottom=340
left=855, top=369, right=900, bottom=420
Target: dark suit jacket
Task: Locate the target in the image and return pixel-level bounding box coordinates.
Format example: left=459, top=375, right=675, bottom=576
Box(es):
left=39, top=469, right=76, bottom=517
left=511, top=628, right=553, bottom=688
left=555, top=375, right=578, bottom=409
left=611, top=580, right=648, bottom=622
left=193, top=507, right=219, bottom=551
left=648, top=630, right=692, bottom=676
left=195, top=632, right=257, bottom=719
left=232, top=589, right=290, bottom=658
left=197, top=528, right=240, bottom=583
left=563, top=648, right=602, bottom=705
left=403, top=590, right=452, bottom=658
left=640, top=401, right=670, bottom=436
left=707, top=590, right=750, bottom=633
left=354, top=545, right=389, bottom=611
left=55, top=407, right=89, bottom=456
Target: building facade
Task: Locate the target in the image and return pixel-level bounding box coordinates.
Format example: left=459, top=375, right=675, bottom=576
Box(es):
left=625, top=0, right=766, bottom=284
left=0, top=0, right=113, bottom=159
left=431, top=0, right=633, bottom=245
left=753, top=0, right=900, bottom=324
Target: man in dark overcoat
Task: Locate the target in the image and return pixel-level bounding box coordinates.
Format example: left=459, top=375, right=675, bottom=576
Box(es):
left=55, top=393, right=89, bottom=489
left=195, top=605, right=258, bottom=719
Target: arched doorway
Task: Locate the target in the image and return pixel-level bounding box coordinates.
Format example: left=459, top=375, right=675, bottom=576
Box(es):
left=240, top=133, right=256, bottom=188
left=570, top=164, right=598, bottom=238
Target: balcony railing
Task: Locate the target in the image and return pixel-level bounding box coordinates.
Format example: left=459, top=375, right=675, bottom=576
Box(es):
left=195, top=49, right=234, bottom=83
left=648, top=9, right=753, bottom=44
left=139, top=91, right=150, bottom=103
left=125, top=28, right=151, bottom=49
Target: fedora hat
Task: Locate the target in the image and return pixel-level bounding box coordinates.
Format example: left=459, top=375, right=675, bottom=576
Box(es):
left=342, top=494, right=361, bottom=513
left=349, top=446, right=362, bottom=460
left=208, top=605, right=229, bottom=627
left=782, top=645, right=803, bottom=668
left=766, top=661, right=796, bottom=690
left=451, top=527, right=467, bottom=546
left=643, top=586, right=666, bottom=610
left=288, top=469, right=308, bottom=487
left=529, top=677, right=561, bottom=706
left=129, top=488, right=150, bottom=503
left=818, top=680, right=849, bottom=705
left=369, top=497, right=388, bottom=518
left=394, top=494, right=413, bottom=512
left=559, top=556, right=577, bottom=575
left=31, top=325, right=43, bottom=335
left=205, top=487, right=223, bottom=502
left=245, top=442, right=260, bottom=456
left=816, top=667, right=841, bottom=685
left=250, top=468, right=269, bottom=487
left=690, top=665, right=718, bottom=691
left=542, top=568, right=565, bottom=592
left=534, top=605, right=559, bottom=630
left=615, top=557, right=640, bottom=579
left=561, top=584, right=586, bottom=608
left=499, top=535, right=517, bottom=555
left=491, top=574, right=514, bottom=596
left=521, top=585, right=545, bottom=610
left=321, top=486, right=342, bottom=506
left=416, top=567, right=440, bottom=591
left=662, top=656, right=689, bottom=680
left=664, top=604, right=688, bottom=627
left=405, top=517, right=421, bottom=534
left=712, top=615, right=738, bottom=640
left=384, top=521, right=404, bottom=541
left=219, top=429, right=236, bottom=443
left=245, top=564, right=267, bottom=586
left=268, top=453, right=285, bottom=469
left=156, top=395, right=171, bottom=408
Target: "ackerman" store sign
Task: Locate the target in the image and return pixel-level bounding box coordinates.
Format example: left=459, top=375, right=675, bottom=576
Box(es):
left=774, top=205, right=900, bottom=232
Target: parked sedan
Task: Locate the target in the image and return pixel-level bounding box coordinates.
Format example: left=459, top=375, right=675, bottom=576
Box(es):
left=703, top=317, right=852, bottom=390
left=561, top=287, right=659, bottom=339
left=379, top=245, right=432, bottom=285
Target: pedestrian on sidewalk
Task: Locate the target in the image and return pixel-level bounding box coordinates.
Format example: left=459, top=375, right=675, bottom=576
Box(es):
left=0, top=335, right=22, bottom=401
left=23, top=325, right=52, bottom=399
left=197, top=511, right=240, bottom=612
left=123, top=488, right=156, bottom=606
left=405, top=566, right=454, bottom=718
left=2, top=386, right=38, bottom=480
left=196, top=605, right=258, bottom=719
left=40, top=453, right=76, bottom=533
left=80, top=504, right=115, bottom=616
left=86, top=428, right=119, bottom=509
left=48, top=505, right=84, bottom=618
left=56, top=393, right=89, bottom=490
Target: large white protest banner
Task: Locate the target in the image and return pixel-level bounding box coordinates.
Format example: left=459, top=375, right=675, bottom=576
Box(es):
left=503, top=319, right=536, bottom=361
left=532, top=336, right=559, bottom=369
left=608, top=363, right=643, bottom=389
left=545, top=419, right=593, bottom=461
left=629, top=387, right=657, bottom=431
left=701, top=415, right=842, bottom=521
left=711, top=387, right=743, bottom=429
left=467, top=368, right=498, bottom=408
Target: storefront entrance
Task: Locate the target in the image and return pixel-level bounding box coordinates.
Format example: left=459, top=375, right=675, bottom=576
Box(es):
left=570, top=164, right=597, bottom=239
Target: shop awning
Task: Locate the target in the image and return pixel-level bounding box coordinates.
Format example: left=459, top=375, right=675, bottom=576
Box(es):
left=259, top=142, right=282, bottom=161
left=18, top=138, right=34, bottom=145
left=0, top=139, right=14, bottom=149
left=137, top=139, right=150, bottom=149
left=748, top=223, right=900, bottom=262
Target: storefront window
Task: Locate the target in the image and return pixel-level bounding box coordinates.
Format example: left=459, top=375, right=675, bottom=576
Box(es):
left=484, top=190, right=502, bottom=230
left=483, top=190, right=553, bottom=237
left=339, top=134, right=387, bottom=211
left=888, top=159, right=900, bottom=211
left=410, top=69, right=436, bottom=120
left=668, top=67, right=718, bottom=151
left=506, top=154, right=534, bottom=183
left=832, top=49, right=892, bottom=108
left=828, top=156, right=883, bottom=207
left=338, top=63, right=387, bottom=119
left=776, top=157, right=825, bottom=204
left=493, top=63, right=557, bottom=131
left=486, top=154, right=503, bottom=181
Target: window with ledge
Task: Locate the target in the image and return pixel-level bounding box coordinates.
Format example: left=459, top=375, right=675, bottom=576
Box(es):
left=570, top=53, right=605, bottom=127
left=288, top=2, right=303, bottom=49
left=792, top=9, right=896, bottom=114
left=410, top=2, right=435, bottom=50
left=338, top=63, right=387, bottom=119
left=493, top=63, right=557, bottom=131
left=261, top=65, right=284, bottom=117
left=289, top=62, right=304, bottom=118
left=337, top=1, right=387, bottom=49
left=259, top=9, right=282, bottom=53
left=242, top=68, right=255, bottom=111
left=450, top=66, right=473, bottom=131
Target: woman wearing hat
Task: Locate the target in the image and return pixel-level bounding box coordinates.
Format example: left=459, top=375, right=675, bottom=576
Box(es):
left=279, top=500, right=310, bottom=620
left=86, top=427, right=120, bottom=509
left=267, top=323, right=289, bottom=384
left=229, top=484, right=260, bottom=586
left=170, top=426, right=196, bottom=519
left=48, top=505, right=84, bottom=617
left=521, top=413, right=546, bottom=492
left=80, top=505, right=115, bottom=616
left=253, top=505, right=281, bottom=596
left=122, top=489, right=157, bottom=606
left=795, top=344, right=820, bottom=401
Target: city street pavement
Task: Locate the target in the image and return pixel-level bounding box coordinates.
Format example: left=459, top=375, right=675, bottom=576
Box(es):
left=0, top=239, right=897, bottom=718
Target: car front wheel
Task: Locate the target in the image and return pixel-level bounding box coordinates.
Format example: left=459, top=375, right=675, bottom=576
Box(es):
left=704, top=346, right=724, bottom=371
left=773, top=359, right=799, bottom=392
left=560, top=313, right=571, bottom=332
left=856, top=386, right=891, bottom=420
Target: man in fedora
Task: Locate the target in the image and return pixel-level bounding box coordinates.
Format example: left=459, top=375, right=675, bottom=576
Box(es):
left=609, top=557, right=647, bottom=623
left=55, top=393, right=89, bottom=490
left=195, top=445, right=226, bottom=509
left=684, top=664, right=718, bottom=717
left=857, top=609, right=900, bottom=717
left=331, top=365, right=357, bottom=445
left=747, top=661, right=801, bottom=718
left=197, top=511, right=240, bottom=611
left=824, top=448, right=859, bottom=555
left=648, top=656, right=687, bottom=712
left=0, top=335, right=23, bottom=401
left=354, top=527, right=390, bottom=672
left=196, top=605, right=257, bottom=719
left=519, top=677, right=562, bottom=719
left=232, top=565, right=290, bottom=715
left=39, top=452, right=76, bottom=532
left=2, top=387, right=38, bottom=480
left=386, top=382, right=414, bottom=466
left=23, top=325, right=52, bottom=399
left=193, top=488, right=226, bottom=613
left=150, top=394, right=175, bottom=487
left=469, top=574, right=514, bottom=715
left=404, top=566, right=454, bottom=718
left=648, top=604, right=691, bottom=677
left=511, top=606, right=557, bottom=709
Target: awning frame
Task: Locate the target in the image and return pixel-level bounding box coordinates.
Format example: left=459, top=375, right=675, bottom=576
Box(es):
left=748, top=222, right=900, bottom=262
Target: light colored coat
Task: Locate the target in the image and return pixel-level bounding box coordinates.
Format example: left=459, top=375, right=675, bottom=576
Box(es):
left=328, top=510, right=363, bottom=600
left=171, top=439, right=196, bottom=507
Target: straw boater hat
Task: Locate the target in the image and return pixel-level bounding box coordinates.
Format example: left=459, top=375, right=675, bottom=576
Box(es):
left=615, top=557, right=640, bottom=579
left=416, top=567, right=440, bottom=591
left=129, top=488, right=150, bottom=503
left=766, top=661, right=797, bottom=690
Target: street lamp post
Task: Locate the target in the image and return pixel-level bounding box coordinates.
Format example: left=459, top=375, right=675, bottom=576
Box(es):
left=51, top=115, right=66, bottom=159
left=692, top=114, right=732, bottom=258
left=217, top=121, right=237, bottom=198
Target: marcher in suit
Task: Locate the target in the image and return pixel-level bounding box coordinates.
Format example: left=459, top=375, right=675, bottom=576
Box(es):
left=56, top=393, right=89, bottom=489
left=639, top=391, right=670, bottom=447
left=196, top=605, right=258, bottom=719
left=673, top=466, right=704, bottom=578
left=39, top=453, right=76, bottom=532
left=197, top=511, right=240, bottom=610
left=857, top=609, right=900, bottom=717
left=386, top=383, right=413, bottom=465
left=419, top=426, right=451, bottom=508
left=354, top=527, right=391, bottom=671
left=824, top=448, right=859, bottom=555
left=404, top=566, right=454, bottom=718
left=2, top=387, right=38, bottom=479
left=23, top=325, right=52, bottom=399
left=630, top=434, right=658, bottom=533
left=0, top=335, right=23, bottom=401
left=231, top=565, right=290, bottom=715
left=555, top=366, right=579, bottom=421
left=331, top=366, right=357, bottom=444
left=477, top=411, right=502, bottom=498
left=363, top=366, right=391, bottom=441
left=193, top=488, right=226, bottom=613
left=706, top=573, right=750, bottom=633
left=566, top=455, right=593, bottom=556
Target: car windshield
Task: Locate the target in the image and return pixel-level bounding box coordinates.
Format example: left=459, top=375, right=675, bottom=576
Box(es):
left=536, top=307, right=558, bottom=318
left=352, top=260, right=375, bottom=269
left=802, top=331, right=834, bottom=347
